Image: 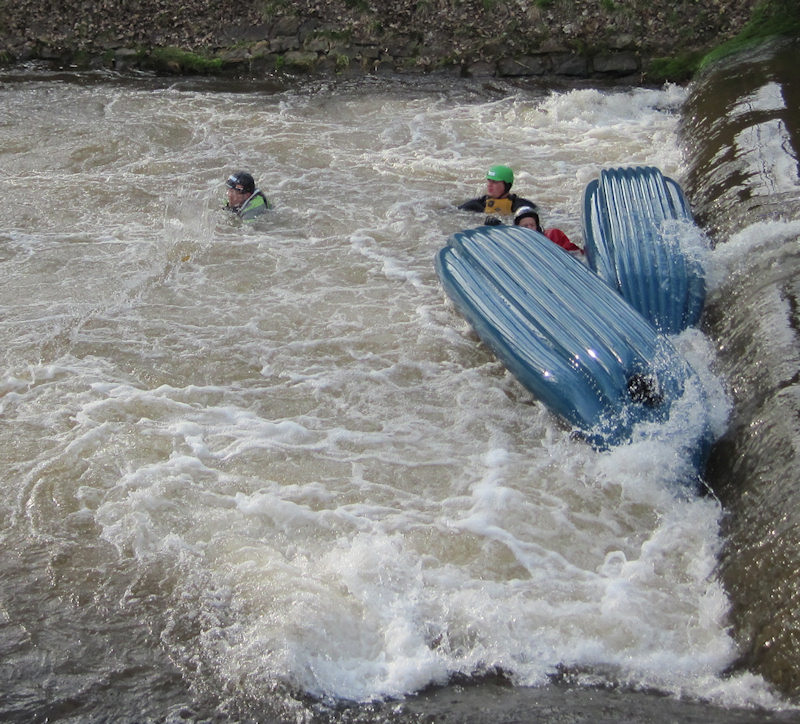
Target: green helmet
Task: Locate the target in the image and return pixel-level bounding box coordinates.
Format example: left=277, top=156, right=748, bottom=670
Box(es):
left=486, top=165, right=514, bottom=185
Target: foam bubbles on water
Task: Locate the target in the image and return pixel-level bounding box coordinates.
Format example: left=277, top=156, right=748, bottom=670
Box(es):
left=707, top=219, right=800, bottom=292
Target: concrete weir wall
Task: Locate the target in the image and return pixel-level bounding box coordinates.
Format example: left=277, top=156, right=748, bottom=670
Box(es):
left=0, top=0, right=758, bottom=81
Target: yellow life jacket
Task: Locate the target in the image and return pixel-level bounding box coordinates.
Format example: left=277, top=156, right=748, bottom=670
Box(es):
left=483, top=197, right=513, bottom=215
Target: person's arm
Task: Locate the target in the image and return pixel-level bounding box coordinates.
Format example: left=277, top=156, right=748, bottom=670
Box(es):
left=545, top=228, right=584, bottom=255
left=510, top=196, right=538, bottom=213
left=458, top=196, right=486, bottom=212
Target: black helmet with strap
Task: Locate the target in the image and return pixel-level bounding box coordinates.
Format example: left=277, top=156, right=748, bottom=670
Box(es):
left=226, top=171, right=256, bottom=194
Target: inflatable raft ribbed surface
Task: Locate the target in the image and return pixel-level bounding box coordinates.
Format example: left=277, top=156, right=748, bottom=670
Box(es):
left=435, top=224, right=698, bottom=449
left=582, top=166, right=706, bottom=334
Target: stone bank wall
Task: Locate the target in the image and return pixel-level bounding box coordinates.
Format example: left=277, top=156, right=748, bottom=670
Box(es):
left=0, top=0, right=759, bottom=80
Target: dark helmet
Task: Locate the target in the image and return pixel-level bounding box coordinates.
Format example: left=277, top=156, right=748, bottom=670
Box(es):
left=226, top=171, right=255, bottom=194
left=514, top=206, right=540, bottom=228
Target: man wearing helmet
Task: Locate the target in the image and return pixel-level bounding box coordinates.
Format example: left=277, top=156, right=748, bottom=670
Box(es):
left=458, top=165, right=537, bottom=225
left=224, top=171, right=271, bottom=221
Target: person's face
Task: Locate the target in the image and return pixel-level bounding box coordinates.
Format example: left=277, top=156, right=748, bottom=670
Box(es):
left=486, top=179, right=507, bottom=198
left=227, top=185, right=248, bottom=206
left=518, top=216, right=537, bottom=230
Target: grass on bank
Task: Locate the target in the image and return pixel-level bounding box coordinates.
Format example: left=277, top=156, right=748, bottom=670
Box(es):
left=699, top=0, right=800, bottom=69
left=647, top=0, right=799, bottom=82
left=145, top=47, right=223, bottom=73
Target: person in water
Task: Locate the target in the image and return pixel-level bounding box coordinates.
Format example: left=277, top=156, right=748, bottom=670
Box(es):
left=224, top=171, right=271, bottom=220
left=458, top=165, right=537, bottom=225
left=514, top=206, right=585, bottom=258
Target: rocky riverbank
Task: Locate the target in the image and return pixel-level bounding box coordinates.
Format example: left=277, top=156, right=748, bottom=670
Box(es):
left=0, top=0, right=760, bottom=82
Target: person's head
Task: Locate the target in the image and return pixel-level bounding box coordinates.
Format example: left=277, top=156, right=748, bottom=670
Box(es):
left=226, top=171, right=256, bottom=207
left=514, top=206, right=541, bottom=231
left=485, top=165, right=514, bottom=198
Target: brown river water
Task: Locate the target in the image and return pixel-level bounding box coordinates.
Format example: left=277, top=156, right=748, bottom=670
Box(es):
left=1, top=43, right=798, bottom=722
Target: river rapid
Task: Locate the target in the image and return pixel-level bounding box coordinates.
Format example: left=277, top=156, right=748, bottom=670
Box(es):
left=0, top=52, right=797, bottom=723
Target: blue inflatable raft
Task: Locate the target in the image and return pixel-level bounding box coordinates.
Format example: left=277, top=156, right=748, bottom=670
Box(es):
left=582, top=166, right=706, bottom=334
left=435, top=224, right=701, bottom=449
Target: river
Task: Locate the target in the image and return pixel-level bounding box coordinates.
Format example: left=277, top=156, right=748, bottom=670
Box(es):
left=0, top=45, right=798, bottom=723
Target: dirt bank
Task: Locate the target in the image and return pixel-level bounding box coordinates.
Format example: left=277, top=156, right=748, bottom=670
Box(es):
left=0, top=0, right=760, bottom=81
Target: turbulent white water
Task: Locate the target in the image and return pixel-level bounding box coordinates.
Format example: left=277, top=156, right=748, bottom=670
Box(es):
left=0, top=71, right=788, bottom=718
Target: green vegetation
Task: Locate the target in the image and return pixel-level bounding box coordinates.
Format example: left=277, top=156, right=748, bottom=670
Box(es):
left=646, top=0, right=798, bottom=82
left=147, top=47, right=223, bottom=73
left=260, top=0, right=291, bottom=17
left=310, top=28, right=353, bottom=43
left=646, top=51, right=705, bottom=83
left=700, top=0, right=800, bottom=69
